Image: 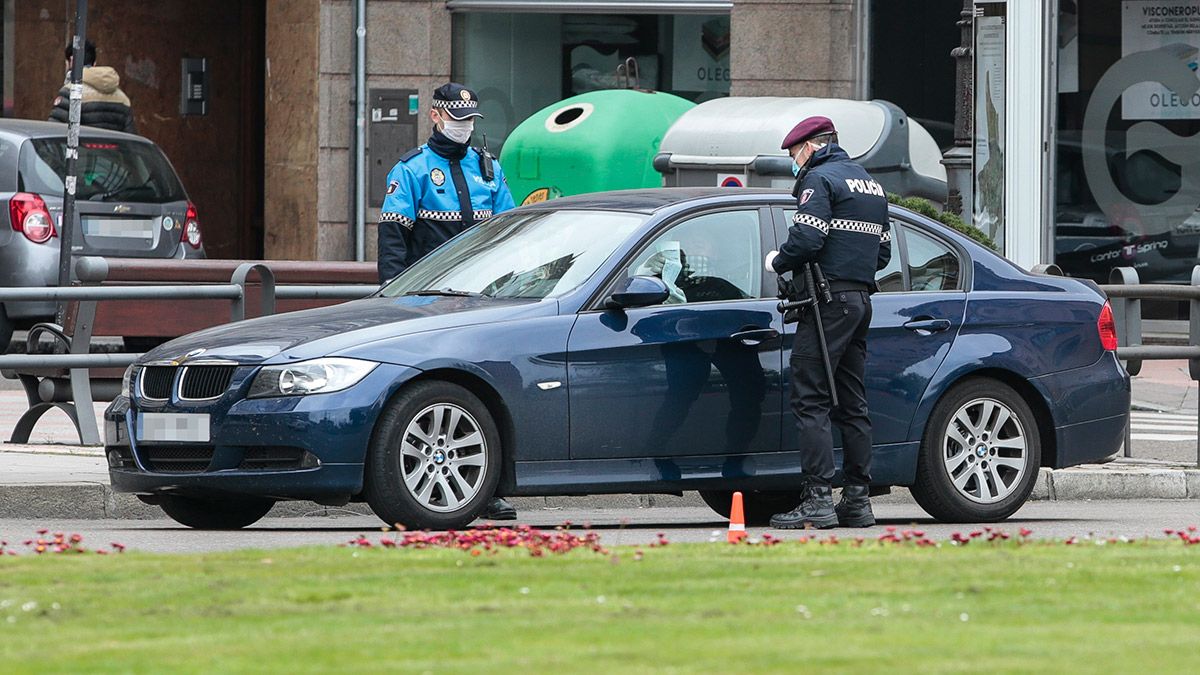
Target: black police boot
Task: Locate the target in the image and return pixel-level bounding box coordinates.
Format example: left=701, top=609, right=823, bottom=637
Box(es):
left=480, top=497, right=517, bottom=521
left=769, top=484, right=837, bottom=530
left=835, top=485, right=875, bottom=528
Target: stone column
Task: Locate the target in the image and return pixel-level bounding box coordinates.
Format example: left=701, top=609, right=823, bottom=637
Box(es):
left=314, top=0, right=450, bottom=262
left=942, top=0, right=973, bottom=219
left=265, top=0, right=321, bottom=260
left=730, top=0, right=857, bottom=99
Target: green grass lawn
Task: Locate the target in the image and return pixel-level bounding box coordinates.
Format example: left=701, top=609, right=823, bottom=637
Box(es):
left=1, top=537, right=1197, bottom=673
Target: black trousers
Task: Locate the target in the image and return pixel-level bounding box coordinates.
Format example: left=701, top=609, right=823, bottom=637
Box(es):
left=789, top=289, right=873, bottom=485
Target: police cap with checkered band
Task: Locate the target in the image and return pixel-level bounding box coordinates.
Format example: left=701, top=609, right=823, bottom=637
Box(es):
left=432, top=83, right=483, bottom=120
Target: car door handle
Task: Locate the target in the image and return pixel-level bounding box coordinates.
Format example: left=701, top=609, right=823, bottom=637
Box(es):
left=729, top=327, right=780, bottom=346
left=903, top=318, right=952, bottom=333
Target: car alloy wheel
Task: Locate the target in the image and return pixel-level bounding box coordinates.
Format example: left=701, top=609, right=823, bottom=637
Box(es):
left=941, top=397, right=1028, bottom=504
left=910, top=378, right=1041, bottom=523
left=400, top=403, right=488, bottom=513
left=365, top=380, right=502, bottom=529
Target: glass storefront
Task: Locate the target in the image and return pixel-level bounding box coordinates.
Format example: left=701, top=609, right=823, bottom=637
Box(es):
left=1053, top=0, right=1200, bottom=285
left=452, top=11, right=731, bottom=153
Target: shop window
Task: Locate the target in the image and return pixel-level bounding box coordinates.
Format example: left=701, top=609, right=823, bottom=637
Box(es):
left=1053, top=0, right=1200, bottom=288
left=452, top=12, right=731, bottom=153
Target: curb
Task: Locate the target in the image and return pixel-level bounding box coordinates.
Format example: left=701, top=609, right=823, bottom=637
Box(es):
left=0, top=465, right=1198, bottom=520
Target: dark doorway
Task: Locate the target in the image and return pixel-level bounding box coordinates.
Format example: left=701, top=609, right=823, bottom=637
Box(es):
left=10, top=0, right=266, bottom=259
left=869, top=0, right=961, bottom=151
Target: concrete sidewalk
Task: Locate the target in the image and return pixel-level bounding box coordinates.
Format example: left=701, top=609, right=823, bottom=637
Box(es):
left=1, top=444, right=1196, bottom=521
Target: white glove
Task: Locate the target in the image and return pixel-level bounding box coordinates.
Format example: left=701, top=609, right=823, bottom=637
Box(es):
left=765, top=250, right=779, bottom=272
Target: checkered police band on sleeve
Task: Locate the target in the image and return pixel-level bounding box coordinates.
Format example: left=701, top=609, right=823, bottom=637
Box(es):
left=432, top=83, right=483, bottom=120
left=781, top=116, right=837, bottom=150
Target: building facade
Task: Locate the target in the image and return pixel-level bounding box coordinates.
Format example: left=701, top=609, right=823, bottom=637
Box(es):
left=2, top=0, right=964, bottom=265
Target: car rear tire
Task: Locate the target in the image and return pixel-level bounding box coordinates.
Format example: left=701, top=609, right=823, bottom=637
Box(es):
left=158, top=495, right=276, bottom=530
left=699, top=489, right=804, bottom=526
left=364, top=381, right=502, bottom=530
left=910, top=378, right=1041, bottom=523
left=0, top=305, right=12, bottom=354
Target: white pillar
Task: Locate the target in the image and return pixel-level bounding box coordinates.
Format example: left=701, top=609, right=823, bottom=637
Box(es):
left=1003, top=0, right=1049, bottom=269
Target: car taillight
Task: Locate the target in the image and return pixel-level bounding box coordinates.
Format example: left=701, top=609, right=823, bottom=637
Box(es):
left=1098, top=301, right=1118, bottom=351
left=8, top=192, right=57, bottom=244
left=182, top=201, right=202, bottom=249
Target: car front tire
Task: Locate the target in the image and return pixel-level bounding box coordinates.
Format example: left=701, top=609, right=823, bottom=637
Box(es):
left=158, top=495, right=276, bottom=530
left=364, top=381, right=502, bottom=530
left=911, top=378, right=1041, bottom=523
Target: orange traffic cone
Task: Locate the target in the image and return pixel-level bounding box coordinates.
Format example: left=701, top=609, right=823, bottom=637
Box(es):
left=727, top=491, right=747, bottom=543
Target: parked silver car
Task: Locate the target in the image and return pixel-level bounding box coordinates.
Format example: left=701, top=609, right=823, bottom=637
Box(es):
left=0, top=120, right=205, bottom=351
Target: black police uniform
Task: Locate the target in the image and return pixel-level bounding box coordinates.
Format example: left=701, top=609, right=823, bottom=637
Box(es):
left=770, top=143, right=891, bottom=486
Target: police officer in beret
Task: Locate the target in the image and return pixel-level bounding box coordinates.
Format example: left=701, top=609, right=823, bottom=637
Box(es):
left=377, top=83, right=518, bottom=520
left=764, top=116, right=891, bottom=530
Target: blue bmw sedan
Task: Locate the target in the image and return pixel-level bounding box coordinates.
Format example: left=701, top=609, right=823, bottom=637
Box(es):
left=104, top=189, right=1130, bottom=529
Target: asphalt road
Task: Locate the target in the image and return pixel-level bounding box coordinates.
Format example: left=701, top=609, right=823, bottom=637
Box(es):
left=3, top=501, right=1196, bottom=554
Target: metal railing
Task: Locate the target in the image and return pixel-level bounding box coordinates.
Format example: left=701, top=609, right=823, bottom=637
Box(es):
left=1097, top=266, right=1200, bottom=466
left=0, top=258, right=377, bottom=445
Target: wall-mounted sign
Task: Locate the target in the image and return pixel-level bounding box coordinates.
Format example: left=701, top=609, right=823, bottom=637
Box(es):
left=973, top=2, right=1006, bottom=250
left=1122, top=1, right=1200, bottom=119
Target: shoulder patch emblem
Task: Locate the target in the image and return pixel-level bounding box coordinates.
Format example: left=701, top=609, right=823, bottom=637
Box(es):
left=430, top=168, right=446, bottom=186
left=800, top=188, right=814, bottom=205
left=386, top=180, right=399, bottom=195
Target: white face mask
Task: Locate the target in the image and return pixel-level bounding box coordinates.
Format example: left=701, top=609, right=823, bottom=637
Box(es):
left=440, top=118, right=475, bottom=144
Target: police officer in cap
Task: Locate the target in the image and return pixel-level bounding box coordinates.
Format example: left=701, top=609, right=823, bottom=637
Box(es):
left=378, top=83, right=516, bottom=281
left=764, top=116, right=891, bottom=529
left=377, top=83, right=518, bottom=520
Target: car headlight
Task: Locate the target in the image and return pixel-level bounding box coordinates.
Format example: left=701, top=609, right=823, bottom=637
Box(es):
left=121, top=365, right=136, bottom=399
left=247, top=357, right=377, bottom=398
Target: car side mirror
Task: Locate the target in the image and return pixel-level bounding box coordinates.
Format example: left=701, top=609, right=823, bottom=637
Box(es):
left=605, top=275, right=670, bottom=310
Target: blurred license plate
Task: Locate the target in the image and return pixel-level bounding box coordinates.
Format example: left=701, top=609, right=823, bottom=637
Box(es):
left=137, top=413, right=210, bottom=442
left=82, top=217, right=155, bottom=240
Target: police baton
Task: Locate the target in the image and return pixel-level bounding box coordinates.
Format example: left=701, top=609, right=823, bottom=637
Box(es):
left=777, top=262, right=839, bottom=408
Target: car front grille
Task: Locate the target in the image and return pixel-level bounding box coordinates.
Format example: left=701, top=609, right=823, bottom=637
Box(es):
left=140, top=445, right=215, bottom=473
left=179, top=365, right=237, bottom=400
left=139, top=366, right=175, bottom=400
left=239, top=446, right=308, bottom=471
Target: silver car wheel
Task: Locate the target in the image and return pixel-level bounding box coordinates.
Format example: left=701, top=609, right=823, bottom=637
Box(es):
left=399, top=403, right=488, bottom=513
left=941, top=397, right=1028, bottom=504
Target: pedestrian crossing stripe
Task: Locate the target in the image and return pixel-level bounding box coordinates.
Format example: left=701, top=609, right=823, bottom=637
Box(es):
left=1131, top=433, right=1198, bottom=442
left=1128, top=410, right=1197, bottom=442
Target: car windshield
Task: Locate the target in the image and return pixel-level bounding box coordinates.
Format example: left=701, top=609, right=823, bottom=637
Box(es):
left=19, top=138, right=186, bottom=203
left=380, top=209, right=647, bottom=300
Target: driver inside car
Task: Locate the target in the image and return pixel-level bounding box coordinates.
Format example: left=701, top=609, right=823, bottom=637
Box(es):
left=635, top=242, right=687, bottom=305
